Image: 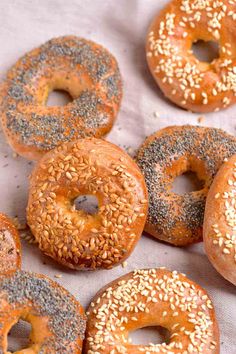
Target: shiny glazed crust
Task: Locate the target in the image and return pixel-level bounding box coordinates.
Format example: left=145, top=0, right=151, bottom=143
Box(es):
left=85, top=268, right=219, bottom=354
left=0, top=270, right=86, bottom=353
left=146, top=0, right=236, bottom=113
left=0, top=36, right=122, bottom=160
left=27, top=138, right=148, bottom=270
left=136, top=125, right=236, bottom=246
left=203, top=154, right=236, bottom=286
left=0, top=213, right=21, bottom=275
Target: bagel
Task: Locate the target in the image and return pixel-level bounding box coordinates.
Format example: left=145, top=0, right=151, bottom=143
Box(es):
left=0, top=270, right=85, bottom=353
left=0, top=213, right=21, bottom=275
left=204, top=154, right=236, bottom=286
left=0, top=36, right=122, bottom=160
left=136, top=125, right=236, bottom=246
left=27, top=138, right=148, bottom=270
left=85, top=268, right=219, bottom=353
left=146, top=0, right=236, bottom=112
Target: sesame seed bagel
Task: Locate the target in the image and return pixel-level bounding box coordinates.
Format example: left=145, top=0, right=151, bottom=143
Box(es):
left=85, top=268, right=219, bottom=354
left=146, top=0, right=236, bottom=112
left=0, top=270, right=86, bottom=353
left=136, top=125, right=236, bottom=246
left=0, top=36, right=122, bottom=160
left=0, top=213, right=21, bottom=275
left=27, top=138, right=148, bottom=270
left=204, top=154, right=236, bottom=286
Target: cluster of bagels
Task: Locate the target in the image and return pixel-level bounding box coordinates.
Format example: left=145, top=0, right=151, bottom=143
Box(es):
left=0, top=0, right=235, bottom=353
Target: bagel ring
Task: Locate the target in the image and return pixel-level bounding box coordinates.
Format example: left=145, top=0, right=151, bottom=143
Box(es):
left=85, top=268, right=219, bottom=353
left=146, top=0, right=236, bottom=112
left=136, top=125, right=236, bottom=246
left=27, top=138, right=148, bottom=270
left=0, top=213, right=21, bottom=275
left=0, top=270, right=86, bottom=353
left=0, top=36, right=122, bottom=160
left=204, top=154, right=236, bottom=286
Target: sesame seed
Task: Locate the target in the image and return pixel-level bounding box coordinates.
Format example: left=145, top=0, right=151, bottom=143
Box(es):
left=122, top=261, right=128, bottom=268
left=27, top=138, right=148, bottom=270
left=146, top=0, right=236, bottom=112
left=85, top=268, right=218, bottom=353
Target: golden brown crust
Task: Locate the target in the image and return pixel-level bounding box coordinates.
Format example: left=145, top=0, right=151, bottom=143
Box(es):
left=85, top=268, right=219, bottom=354
left=146, top=0, right=236, bottom=113
left=0, top=36, right=122, bottom=160
left=0, top=213, right=21, bottom=275
left=27, top=138, right=148, bottom=270
left=203, top=154, right=236, bottom=286
left=136, top=125, right=236, bottom=246
left=0, top=270, right=86, bottom=353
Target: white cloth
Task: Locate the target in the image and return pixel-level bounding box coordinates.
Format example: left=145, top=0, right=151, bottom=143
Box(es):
left=0, top=0, right=235, bottom=352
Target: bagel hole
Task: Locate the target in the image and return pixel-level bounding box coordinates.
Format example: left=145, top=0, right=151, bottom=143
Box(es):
left=7, top=319, right=32, bottom=351
left=129, top=326, right=170, bottom=345
left=47, top=89, right=72, bottom=106
left=172, top=171, right=203, bottom=195
left=73, top=195, right=99, bottom=215
left=192, top=40, right=219, bottom=63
